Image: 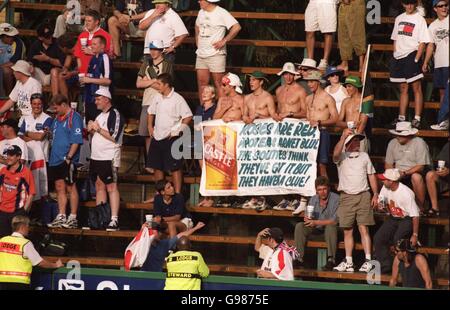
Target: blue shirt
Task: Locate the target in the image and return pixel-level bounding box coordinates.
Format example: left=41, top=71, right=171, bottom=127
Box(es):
left=0, top=37, right=25, bottom=65
left=194, top=103, right=217, bottom=122
left=141, top=236, right=178, bottom=272
left=49, top=110, right=84, bottom=167
left=153, top=193, right=190, bottom=219
left=85, top=52, right=112, bottom=105
left=308, top=192, right=339, bottom=230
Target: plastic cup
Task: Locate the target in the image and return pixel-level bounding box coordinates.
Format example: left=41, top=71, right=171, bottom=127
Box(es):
left=306, top=205, right=314, bottom=218
left=438, top=160, right=445, bottom=171
left=80, top=38, right=87, bottom=47
left=347, top=121, right=356, bottom=129
left=145, top=214, right=153, bottom=224
left=70, top=102, right=77, bottom=110
left=78, top=73, right=85, bottom=86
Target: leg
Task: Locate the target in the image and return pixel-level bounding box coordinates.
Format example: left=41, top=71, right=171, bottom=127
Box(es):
left=50, top=67, right=61, bottom=96
left=171, top=169, right=183, bottom=194
left=343, top=228, right=354, bottom=258
left=294, top=222, right=313, bottom=262
left=55, top=179, right=68, bottom=215
left=410, top=79, right=423, bottom=119
left=437, top=83, right=449, bottom=124
left=106, top=182, right=120, bottom=218
left=324, top=224, right=338, bottom=261
left=398, top=82, right=409, bottom=118
left=373, top=218, right=398, bottom=273
left=66, top=183, right=78, bottom=216
left=306, top=32, right=315, bottom=60
left=358, top=225, right=372, bottom=257
left=53, top=14, right=67, bottom=38
left=59, top=72, right=69, bottom=98
left=108, top=16, right=123, bottom=57
left=153, top=169, right=164, bottom=183
left=393, top=218, right=413, bottom=244
left=95, top=177, right=108, bottom=205
left=337, top=5, right=350, bottom=71
left=411, top=173, right=426, bottom=210
left=322, top=33, right=333, bottom=64
left=211, top=72, right=225, bottom=98
left=319, top=163, right=328, bottom=178
left=196, top=69, right=211, bottom=104
left=426, top=170, right=440, bottom=211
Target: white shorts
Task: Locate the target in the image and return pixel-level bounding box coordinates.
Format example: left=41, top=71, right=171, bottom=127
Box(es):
left=33, top=67, right=51, bottom=86
left=181, top=217, right=194, bottom=230
left=195, top=54, right=226, bottom=73
left=305, top=2, right=337, bottom=33
left=128, top=23, right=145, bottom=38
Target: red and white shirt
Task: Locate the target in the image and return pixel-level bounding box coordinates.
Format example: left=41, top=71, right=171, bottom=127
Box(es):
left=380, top=183, right=420, bottom=218
left=259, top=244, right=294, bottom=281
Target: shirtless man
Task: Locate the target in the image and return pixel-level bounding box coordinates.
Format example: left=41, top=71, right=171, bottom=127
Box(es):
left=243, top=71, right=280, bottom=123
left=213, top=72, right=244, bottom=122
left=304, top=70, right=339, bottom=177
left=336, top=76, right=369, bottom=152
left=276, top=62, right=308, bottom=120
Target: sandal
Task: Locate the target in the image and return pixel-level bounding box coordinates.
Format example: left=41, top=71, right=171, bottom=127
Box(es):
left=426, top=208, right=440, bottom=217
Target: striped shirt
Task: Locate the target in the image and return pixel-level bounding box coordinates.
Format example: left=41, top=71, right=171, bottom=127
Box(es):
left=0, top=164, right=35, bottom=213
left=91, top=107, right=124, bottom=163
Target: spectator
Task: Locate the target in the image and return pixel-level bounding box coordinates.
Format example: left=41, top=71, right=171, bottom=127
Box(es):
left=141, top=221, right=206, bottom=272
left=81, top=35, right=112, bottom=123
left=0, top=119, right=28, bottom=169
left=305, top=70, right=338, bottom=178
left=254, top=227, right=297, bottom=280
left=389, top=0, right=430, bottom=129
left=153, top=180, right=193, bottom=237
left=374, top=168, right=420, bottom=274
left=0, top=61, right=42, bottom=118
left=108, top=0, right=151, bottom=58
left=0, top=147, right=34, bottom=238
left=139, top=0, right=189, bottom=62
left=337, top=0, right=367, bottom=73
left=73, top=9, right=113, bottom=76
left=304, top=0, right=337, bottom=70
left=276, top=62, right=307, bottom=121
left=136, top=40, right=174, bottom=170
left=425, top=141, right=449, bottom=217
left=243, top=71, right=280, bottom=124
left=53, top=0, right=106, bottom=38
left=0, top=215, right=63, bottom=290
left=294, top=176, right=339, bottom=270
left=212, top=72, right=244, bottom=122
left=389, top=239, right=432, bottom=289
left=323, top=66, right=348, bottom=114
left=27, top=23, right=65, bottom=87
left=0, top=23, right=26, bottom=96
left=18, top=93, right=52, bottom=201
left=295, top=58, right=318, bottom=95
left=147, top=73, right=193, bottom=194
left=50, top=33, right=78, bottom=98
left=195, top=0, right=241, bottom=100
left=47, top=95, right=83, bottom=229
left=431, top=82, right=449, bottom=131
left=336, top=76, right=369, bottom=153
left=385, top=121, right=431, bottom=211
left=164, top=236, right=209, bottom=290
left=332, top=130, right=379, bottom=273
left=87, top=88, right=124, bottom=231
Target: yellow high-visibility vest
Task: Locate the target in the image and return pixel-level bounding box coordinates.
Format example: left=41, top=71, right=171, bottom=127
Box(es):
left=164, top=250, right=209, bottom=290
left=0, top=236, right=33, bottom=284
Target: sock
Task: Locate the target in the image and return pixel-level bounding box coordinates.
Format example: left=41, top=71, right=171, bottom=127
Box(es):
left=398, top=115, right=406, bottom=121
left=365, top=254, right=371, bottom=261
left=57, top=214, right=66, bottom=218
left=111, top=216, right=119, bottom=222
left=414, top=115, right=421, bottom=121
left=68, top=214, right=77, bottom=220
left=346, top=256, right=353, bottom=264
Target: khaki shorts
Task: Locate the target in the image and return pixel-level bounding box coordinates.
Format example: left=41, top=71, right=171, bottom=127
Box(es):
left=33, top=67, right=51, bottom=86
left=195, top=54, right=226, bottom=73
left=305, top=2, right=337, bottom=33
left=338, top=191, right=374, bottom=228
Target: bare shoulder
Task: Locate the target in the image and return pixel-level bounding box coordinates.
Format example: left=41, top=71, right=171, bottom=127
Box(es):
left=244, top=94, right=252, bottom=103
left=275, top=85, right=284, bottom=95
left=293, top=83, right=307, bottom=94
left=262, top=90, right=274, bottom=101
left=306, top=93, right=313, bottom=103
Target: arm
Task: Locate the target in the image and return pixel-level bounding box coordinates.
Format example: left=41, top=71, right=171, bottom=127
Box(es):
left=368, top=174, right=379, bottom=208
left=336, top=100, right=348, bottom=129
left=332, top=129, right=351, bottom=163
left=147, top=114, right=155, bottom=137
left=0, top=99, right=15, bottom=115
left=66, top=144, right=79, bottom=160
left=177, top=221, right=206, bottom=238
left=415, top=255, right=433, bottom=289
left=307, top=219, right=337, bottom=227
left=254, top=228, right=269, bottom=252
left=256, top=269, right=277, bottom=279
left=267, top=96, right=281, bottom=121
left=195, top=25, right=199, bottom=47
left=138, top=9, right=164, bottom=31
left=83, top=76, right=111, bottom=86
left=320, top=97, right=338, bottom=127
left=389, top=256, right=400, bottom=287
left=136, top=76, right=157, bottom=89
left=292, top=89, right=307, bottom=119
left=38, top=259, right=63, bottom=269
left=356, top=113, right=368, bottom=135
left=24, top=131, right=47, bottom=141
left=24, top=194, right=34, bottom=212
left=213, top=23, right=242, bottom=50
left=400, top=165, right=425, bottom=178
left=94, top=127, right=116, bottom=143
left=213, top=99, right=228, bottom=119
left=410, top=216, right=420, bottom=246
left=415, top=42, right=426, bottom=62
left=422, top=43, right=434, bottom=72
left=162, top=214, right=181, bottom=222
left=165, top=34, right=189, bottom=54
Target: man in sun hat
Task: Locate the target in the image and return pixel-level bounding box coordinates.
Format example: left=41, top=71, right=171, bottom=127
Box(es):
left=243, top=71, right=280, bottom=123
left=304, top=70, right=338, bottom=178
left=0, top=23, right=26, bottom=96
left=276, top=62, right=307, bottom=120
left=336, top=75, right=369, bottom=152
left=332, top=128, right=378, bottom=273
left=0, top=60, right=42, bottom=118
left=213, top=72, right=244, bottom=122
left=385, top=121, right=431, bottom=211
left=373, top=168, right=421, bottom=274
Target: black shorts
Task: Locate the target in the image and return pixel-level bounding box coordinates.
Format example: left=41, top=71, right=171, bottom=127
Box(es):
left=48, top=161, right=77, bottom=184
left=90, top=159, right=118, bottom=185
left=390, top=51, right=424, bottom=84
left=147, top=137, right=183, bottom=172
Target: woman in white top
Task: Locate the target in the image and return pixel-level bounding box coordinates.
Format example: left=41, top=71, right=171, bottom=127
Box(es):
left=323, top=66, right=348, bottom=114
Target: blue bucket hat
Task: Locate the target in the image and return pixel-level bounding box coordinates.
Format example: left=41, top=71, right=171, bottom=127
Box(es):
left=323, top=66, right=344, bottom=79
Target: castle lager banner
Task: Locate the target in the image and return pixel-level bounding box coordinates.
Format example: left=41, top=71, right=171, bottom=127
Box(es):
left=200, top=119, right=320, bottom=197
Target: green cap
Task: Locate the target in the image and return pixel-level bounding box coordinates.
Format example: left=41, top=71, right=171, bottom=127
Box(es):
left=344, top=76, right=363, bottom=88
left=247, top=71, right=268, bottom=80
left=152, top=0, right=172, bottom=4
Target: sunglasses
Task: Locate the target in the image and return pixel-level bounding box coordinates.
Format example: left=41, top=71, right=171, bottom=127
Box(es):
left=436, top=3, right=448, bottom=8
left=328, top=73, right=339, bottom=77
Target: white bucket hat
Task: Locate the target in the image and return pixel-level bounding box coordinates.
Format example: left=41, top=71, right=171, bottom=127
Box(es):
left=344, top=133, right=365, bottom=147
left=11, top=60, right=32, bottom=76
left=0, top=23, right=19, bottom=36
left=388, top=121, right=418, bottom=136
left=296, top=58, right=318, bottom=70
left=277, top=62, right=298, bottom=76
left=222, top=73, right=243, bottom=94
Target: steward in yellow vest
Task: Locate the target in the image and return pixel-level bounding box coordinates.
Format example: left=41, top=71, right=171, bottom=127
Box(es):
left=164, top=236, right=209, bottom=290
left=0, top=215, right=63, bottom=290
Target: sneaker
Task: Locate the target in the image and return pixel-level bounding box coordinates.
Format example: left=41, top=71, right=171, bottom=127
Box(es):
left=322, top=258, right=336, bottom=271
left=242, top=198, right=258, bottom=209
left=47, top=214, right=66, bottom=228
left=292, top=199, right=307, bottom=215
left=333, top=260, right=354, bottom=272
left=255, top=197, right=269, bottom=212
left=318, top=59, right=328, bottom=70
left=389, top=118, right=401, bottom=129
left=431, top=120, right=449, bottom=131
left=411, top=119, right=421, bottom=129
left=273, top=199, right=290, bottom=210
left=359, top=260, right=373, bottom=273
left=106, top=219, right=119, bottom=231
left=286, top=199, right=299, bottom=211
left=61, top=217, right=78, bottom=229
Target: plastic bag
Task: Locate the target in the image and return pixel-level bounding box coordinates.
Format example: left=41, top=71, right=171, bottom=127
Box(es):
left=124, top=226, right=156, bottom=270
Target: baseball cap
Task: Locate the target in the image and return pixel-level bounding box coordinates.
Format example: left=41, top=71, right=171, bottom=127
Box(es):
left=3, top=145, right=22, bottom=157
left=377, top=169, right=401, bottom=181
left=94, top=87, right=112, bottom=99
left=222, top=73, right=243, bottom=94
left=0, top=23, right=18, bottom=37
left=149, top=40, right=164, bottom=50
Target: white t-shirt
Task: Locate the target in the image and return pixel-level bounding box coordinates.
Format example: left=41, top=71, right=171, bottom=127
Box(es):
left=18, top=112, right=52, bottom=162
left=0, top=137, right=29, bottom=169
left=325, top=85, right=348, bottom=114
left=391, top=12, right=430, bottom=59
left=335, top=151, right=376, bottom=195
left=9, top=77, right=42, bottom=116
left=147, top=88, right=193, bottom=141
left=141, top=8, right=189, bottom=54
left=428, top=16, right=449, bottom=69
left=379, top=183, right=420, bottom=218
left=91, top=108, right=124, bottom=165
left=195, top=6, right=239, bottom=58
left=11, top=232, right=43, bottom=266
left=259, top=244, right=294, bottom=281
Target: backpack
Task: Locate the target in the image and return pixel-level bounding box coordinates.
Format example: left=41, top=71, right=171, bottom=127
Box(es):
left=39, top=234, right=68, bottom=256
left=87, top=202, right=111, bottom=230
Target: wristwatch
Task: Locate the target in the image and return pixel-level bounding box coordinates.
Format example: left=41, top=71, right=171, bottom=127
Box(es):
left=64, top=155, right=72, bottom=161
left=288, top=112, right=294, bottom=117
left=413, top=233, right=418, bottom=237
